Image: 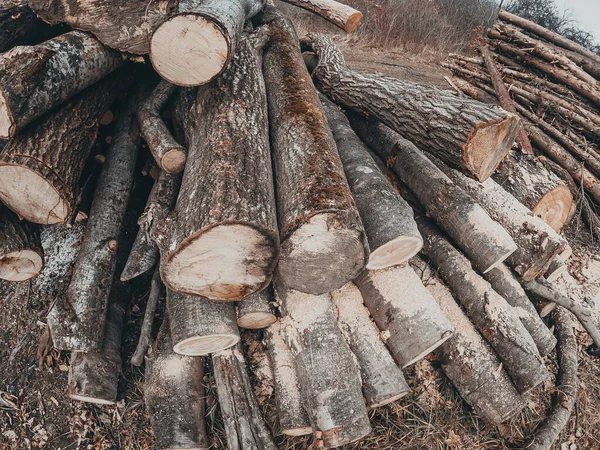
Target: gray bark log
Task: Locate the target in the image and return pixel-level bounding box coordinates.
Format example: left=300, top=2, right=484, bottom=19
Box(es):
left=236, top=287, right=276, bottom=329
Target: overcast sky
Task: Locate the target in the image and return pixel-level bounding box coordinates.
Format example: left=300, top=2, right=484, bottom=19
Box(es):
left=553, top=0, right=600, bottom=42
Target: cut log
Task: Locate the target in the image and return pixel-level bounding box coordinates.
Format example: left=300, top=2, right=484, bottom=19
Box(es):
left=484, top=264, right=556, bottom=357
left=302, top=33, right=521, bottom=181
left=29, top=0, right=173, bottom=54
left=261, top=7, right=367, bottom=295
left=493, top=150, right=573, bottom=232
left=0, top=71, right=127, bottom=225
left=0, top=205, right=43, bottom=281
left=145, top=319, right=208, bottom=450
left=276, top=282, right=371, bottom=447
left=354, top=265, right=454, bottom=368
left=0, top=31, right=124, bottom=139
left=236, top=287, right=277, bottom=329
left=348, top=114, right=517, bottom=274
left=150, top=0, right=264, bottom=86
left=417, top=217, right=548, bottom=394
left=154, top=32, right=279, bottom=301
left=213, top=345, right=278, bottom=450
left=168, top=289, right=240, bottom=356
left=130, top=267, right=162, bottom=367
left=281, top=0, right=362, bottom=32
left=434, top=157, right=570, bottom=281
left=121, top=170, right=181, bottom=282
left=449, top=76, right=497, bottom=103
left=319, top=94, right=422, bottom=270
left=137, top=80, right=187, bottom=174
left=331, top=282, right=411, bottom=407
left=47, top=92, right=140, bottom=352
left=0, top=0, right=38, bottom=52
left=264, top=320, right=312, bottom=436
left=412, top=258, right=526, bottom=424
left=544, top=247, right=571, bottom=283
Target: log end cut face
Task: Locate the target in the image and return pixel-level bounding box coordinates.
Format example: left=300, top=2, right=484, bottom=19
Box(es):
left=532, top=184, right=573, bottom=232
left=0, top=89, right=15, bottom=139
left=162, top=148, right=187, bottom=174
left=0, top=165, right=70, bottom=224
left=344, top=12, right=363, bottom=32
left=0, top=249, right=43, bottom=281
left=277, top=213, right=367, bottom=295
left=282, top=426, right=313, bottom=437
left=237, top=312, right=277, bottom=329
left=366, top=235, right=423, bottom=270
left=173, top=333, right=240, bottom=356
left=464, top=114, right=521, bottom=182
left=150, top=14, right=229, bottom=87
left=162, top=224, right=278, bottom=301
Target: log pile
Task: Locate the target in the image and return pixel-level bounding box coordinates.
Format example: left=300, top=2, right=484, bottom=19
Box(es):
left=0, top=3, right=597, bottom=450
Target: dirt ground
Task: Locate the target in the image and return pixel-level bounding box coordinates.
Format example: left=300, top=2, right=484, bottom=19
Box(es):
left=1, top=36, right=600, bottom=450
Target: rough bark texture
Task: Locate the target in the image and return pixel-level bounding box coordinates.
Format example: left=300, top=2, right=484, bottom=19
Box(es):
left=0, top=205, right=43, bottom=281
left=354, top=265, right=454, bottom=368
left=167, top=289, right=240, bottom=356
left=130, top=267, right=162, bottom=367
left=0, top=31, right=124, bottom=139
left=264, top=320, right=311, bottom=436
left=29, top=0, right=175, bottom=54
left=303, top=33, right=521, bottom=181
left=236, top=287, right=276, bottom=329
left=155, top=33, right=279, bottom=301
left=484, top=264, right=556, bottom=357
left=47, top=92, right=140, bottom=352
left=145, top=320, right=208, bottom=450
left=418, top=218, right=548, bottom=394
left=0, top=0, right=39, bottom=52
left=0, top=71, right=126, bottom=225
left=348, top=114, right=517, bottom=274
left=320, top=94, right=422, bottom=270
left=331, top=282, right=411, bottom=408
left=281, top=0, right=362, bottom=32
left=276, top=282, right=371, bottom=448
left=261, top=6, right=367, bottom=295
left=213, top=345, right=278, bottom=450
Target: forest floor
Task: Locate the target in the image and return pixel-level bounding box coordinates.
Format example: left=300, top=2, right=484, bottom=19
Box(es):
left=1, top=34, right=600, bottom=450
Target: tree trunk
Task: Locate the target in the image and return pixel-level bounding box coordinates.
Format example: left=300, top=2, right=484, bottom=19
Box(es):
left=412, top=257, right=526, bottom=425
left=0, top=70, right=127, bottom=225
left=236, top=287, right=276, bottom=329
left=0, top=0, right=38, bottom=52
left=0, top=206, right=43, bottom=281
left=212, top=345, right=278, bottom=450
left=47, top=92, right=140, bottom=352
left=0, top=31, right=124, bottom=139
left=302, top=33, right=521, bottom=182
left=264, top=319, right=312, bottom=436
left=167, top=289, right=240, bottom=356
left=154, top=32, right=279, bottom=301
left=493, top=150, right=574, bottom=232
left=261, top=7, right=367, bottom=295
left=145, top=319, right=208, bottom=450
left=354, top=265, right=454, bottom=368
left=331, top=282, right=411, bottom=408
left=319, top=94, right=422, bottom=270
left=276, top=282, right=371, bottom=448
left=417, top=218, right=548, bottom=394
left=150, top=0, right=265, bottom=86
left=281, top=0, right=362, bottom=32
left=348, top=114, right=517, bottom=274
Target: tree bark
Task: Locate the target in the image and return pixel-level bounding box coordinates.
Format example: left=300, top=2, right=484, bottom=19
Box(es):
left=167, top=289, right=240, bottom=356
left=236, top=287, right=276, bottom=329
left=417, top=218, right=548, bottom=394
left=261, top=7, right=367, bottom=295
left=150, top=0, right=265, bottom=86
left=276, top=282, right=371, bottom=448
left=0, top=205, right=43, bottom=281
left=0, top=0, right=39, bottom=52
left=331, top=282, right=411, bottom=408
left=47, top=91, right=140, bottom=352
left=302, top=33, right=521, bottom=182
left=319, top=94, right=422, bottom=270
left=0, top=31, right=124, bottom=139
left=281, top=0, right=362, bottom=32
left=449, top=76, right=498, bottom=103
left=354, top=265, right=454, bottom=368
left=0, top=70, right=127, bottom=225
left=212, top=345, right=278, bottom=450
left=154, top=32, right=279, bottom=301
left=348, top=114, right=517, bottom=274
left=145, top=319, right=208, bottom=450
left=544, top=247, right=571, bottom=282
left=264, top=319, right=312, bottom=436
left=130, top=267, right=162, bottom=367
